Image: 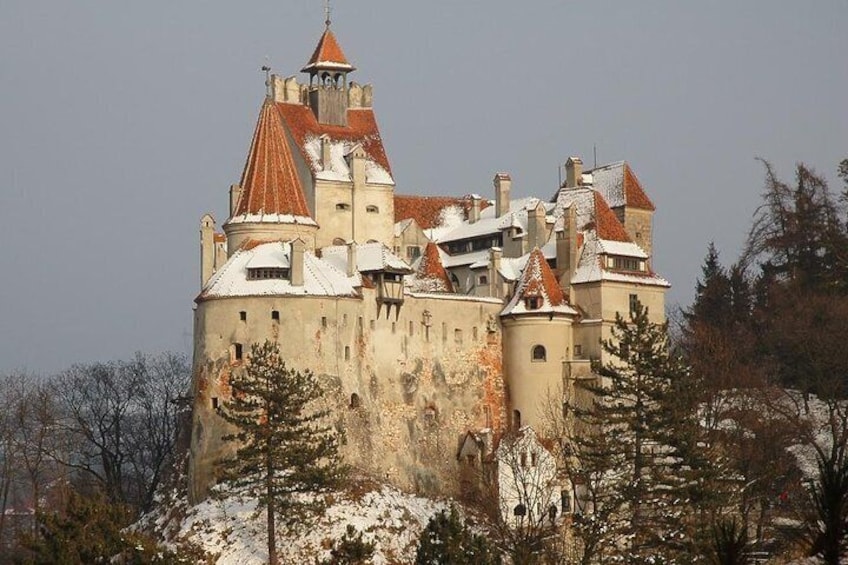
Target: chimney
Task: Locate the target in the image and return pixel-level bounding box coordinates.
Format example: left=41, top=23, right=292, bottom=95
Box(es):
left=488, top=247, right=503, bottom=299
left=290, top=239, right=305, bottom=287
left=493, top=173, right=511, bottom=217
left=200, top=214, right=215, bottom=287
left=346, top=241, right=357, bottom=277
left=320, top=134, right=332, bottom=171
left=469, top=195, right=481, bottom=224
left=556, top=206, right=578, bottom=295
left=349, top=144, right=367, bottom=187
left=229, top=184, right=242, bottom=217
left=565, top=157, right=583, bottom=188
left=527, top=201, right=547, bottom=250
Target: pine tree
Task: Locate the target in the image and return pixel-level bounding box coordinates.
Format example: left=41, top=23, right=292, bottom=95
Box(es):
left=686, top=243, right=732, bottom=329
left=570, top=302, right=694, bottom=563
left=319, top=524, right=375, bottom=565
left=217, top=341, right=346, bottom=565
left=415, top=506, right=500, bottom=565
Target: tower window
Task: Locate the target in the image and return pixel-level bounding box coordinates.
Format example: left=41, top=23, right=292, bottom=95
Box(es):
left=344, top=346, right=350, bottom=361
left=350, top=393, right=360, bottom=409
left=321, top=316, right=328, bottom=328
left=532, top=345, right=547, bottom=362
left=271, top=310, right=280, bottom=321
left=247, top=267, right=289, bottom=280
left=513, top=409, right=521, bottom=430
left=366, top=205, right=379, bottom=213
left=525, top=296, right=542, bottom=310
left=239, top=311, right=247, bottom=322
left=234, top=343, right=243, bottom=362
left=211, top=397, right=219, bottom=409
left=336, top=203, right=351, bottom=211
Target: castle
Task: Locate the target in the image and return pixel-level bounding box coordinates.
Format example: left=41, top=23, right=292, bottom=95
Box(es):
left=187, top=22, right=669, bottom=508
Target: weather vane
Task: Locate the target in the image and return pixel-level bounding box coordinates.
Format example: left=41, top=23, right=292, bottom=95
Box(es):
left=324, top=0, right=332, bottom=28
left=262, top=57, right=272, bottom=98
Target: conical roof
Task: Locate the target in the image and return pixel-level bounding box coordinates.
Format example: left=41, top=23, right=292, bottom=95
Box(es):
left=232, top=100, right=313, bottom=222
left=501, top=248, right=577, bottom=316
left=409, top=242, right=454, bottom=293
left=302, top=27, right=355, bottom=73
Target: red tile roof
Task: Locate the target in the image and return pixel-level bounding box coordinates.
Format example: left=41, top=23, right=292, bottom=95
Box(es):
left=276, top=103, right=391, bottom=175
left=593, top=192, right=632, bottom=242
left=235, top=100, right=311, bottom=218
left=394, top=195, right=491, bottom=229
left=515, top=248, right=567, bottom=306
left=623, top=163, right=655, bottom=211
left=302, top=27, right=354, bottom=72
left=415, top=242, right=454, bottom=292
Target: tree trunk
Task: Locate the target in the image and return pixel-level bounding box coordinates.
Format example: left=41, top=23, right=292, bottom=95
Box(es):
left=266, top=420, right=277, bottom=565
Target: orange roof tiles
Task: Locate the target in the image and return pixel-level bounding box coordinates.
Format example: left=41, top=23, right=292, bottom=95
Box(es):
left=302, top=27, right=354, bottom=72
left=275, top=103, right=391, bottom=175
left=623, top=164, right=655, bottom=211
left=234, top=100, right=312, bottom=219
left=515, top=248, right=567, bottom=306
left=394, top=195, right=491, bottom=229
left=593, top=192, right=632, bottom=242
left=415, top=242, right=454, bottom=292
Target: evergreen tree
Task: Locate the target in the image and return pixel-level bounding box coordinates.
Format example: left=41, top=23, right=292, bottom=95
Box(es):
left=569, top=302, right=695, bottom=563
left=415, top=506, right=500, bottom=565
left=686, top=243, right=732, bottom=329
left=217, top=341, right=346, bottom=565
left=319, top=524, right=375, bottom=565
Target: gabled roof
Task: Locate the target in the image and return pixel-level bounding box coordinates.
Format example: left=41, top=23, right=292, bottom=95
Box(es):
left=321, top=241, right=412, bottom=276
left=501, top=248, right=577, bottom=317
left=231, top=100, right=314, bottom=223
left=276, top=103, right=391, bottom=176
left=586, top=161, right=655, bottom=211
left=407, top=242, right=454, bottom=293
left=301, top=27, right=355, bottom=73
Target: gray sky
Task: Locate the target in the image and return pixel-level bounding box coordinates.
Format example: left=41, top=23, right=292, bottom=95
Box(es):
left=1, top=1, right=845, bottom=373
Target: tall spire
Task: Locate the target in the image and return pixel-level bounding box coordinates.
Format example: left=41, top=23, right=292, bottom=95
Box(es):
left=301, top=26, right=355, bottom=74
left=233, top=99, right=312, bottom=220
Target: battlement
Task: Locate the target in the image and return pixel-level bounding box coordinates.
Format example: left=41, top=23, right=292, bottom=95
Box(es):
left=271, top=74, right=373, bottom=109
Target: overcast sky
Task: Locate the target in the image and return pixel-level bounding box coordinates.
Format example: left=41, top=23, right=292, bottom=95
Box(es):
left=1, top=1, right=845, bottom=373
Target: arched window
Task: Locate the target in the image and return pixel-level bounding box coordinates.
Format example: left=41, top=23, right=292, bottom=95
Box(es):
left=336, top=202, right=351, bottom=211
left=366, top=205, right=379, bottom=213
left=532, top=345, right=546, bottom=362
left=349, top=393, right=360, bottom=409
left=332, top=237, right=346, bottom=246
left=513, top=409, right=521, bottom=430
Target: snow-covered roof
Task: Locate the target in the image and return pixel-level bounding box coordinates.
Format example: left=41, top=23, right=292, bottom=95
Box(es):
left=394, top=218, right=414, bottom=237
left=501, top=248, right=577, bottom=317
left=321, top=241, right=412, bottom=274
left=436, top=197, right=553, bottom=244
left=584, top=161, right=655, bottom=211
left=571, top=238, right=670, bottom=287
left=225, top=213, right=318, bottom=226
left=406, top=242, right=454, bottom=293
left=198, top=241, right=359, bottom=300
left=303, top=136, right=394, bottom=185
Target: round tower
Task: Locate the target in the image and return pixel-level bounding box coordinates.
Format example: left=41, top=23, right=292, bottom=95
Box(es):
left=500, top=249, right=577, bottom=431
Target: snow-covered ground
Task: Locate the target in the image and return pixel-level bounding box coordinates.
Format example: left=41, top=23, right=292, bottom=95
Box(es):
left=148, top=480, right=449, bottom=564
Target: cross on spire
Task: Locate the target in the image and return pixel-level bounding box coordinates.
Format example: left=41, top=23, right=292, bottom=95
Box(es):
left=324, top=0, right=332, bottom=28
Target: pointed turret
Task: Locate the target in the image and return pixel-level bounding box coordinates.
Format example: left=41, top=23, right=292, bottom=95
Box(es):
left=224, top=99, right=318, bottom=254
left=408, top=242, right=454, bottom=293
left=501, top=248, right=575, bottom=317
left=302, top=27, right=355, bottom=74
left=302, top=25, right=354, bottom=126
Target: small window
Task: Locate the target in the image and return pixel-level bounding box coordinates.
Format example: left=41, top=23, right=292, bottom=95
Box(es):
left=336, top=203, right=351, bottom=211
left=478, top=275, right=488, bottom=285
left=531, top=452, right=538, bottom=467
left=521, top=452, right=528, bottom=468
left=344, top=346, right=350, bottom=361
left=409, top=321, right=414, bottom=336
left=350, top=393, right=360, bottom=409
left=370, top=319, right=375, bottom=330
left=525, top=296, right=542, bottom=310
left=406, top=246, right=421, bottom=261
left=211, top=397, right=219, bottom=409
left=271, top=310, right=280, bottom=321
left=454, top=329, right=462, bottom=344
left=472, top=326, right=478, bottom=340
left=442, top=322, right=447, bottom=343
left=392, top=322, right=396, bottom=334
left=514, top=503, right=526, bottom=517
left=561, top=491, right=573, bottom=514
left=366, top=205, right=379, bottom=213
left=234, top=343, right=243, bottom=361
left=513, top=409, right=521, bottom=430
left=629, top=294, right=639, bottom=315
left=247, top=267, right=289, bottom=280
left=532, top=345, right=547, bottom=362
left=574, top=344, right=583, bottom=358
left=321, top=316, right=328, bottom=328
left=239, top=311, right=247, bottom=322
left=343, top=314, right=348, bottom=327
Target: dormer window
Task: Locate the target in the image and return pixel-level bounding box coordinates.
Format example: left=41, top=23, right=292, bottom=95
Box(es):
left=608, top=256, right=645, bottom=272
left=525, top=296, right=542, bottom=310
left=247, top=267, right=289, bottom=280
